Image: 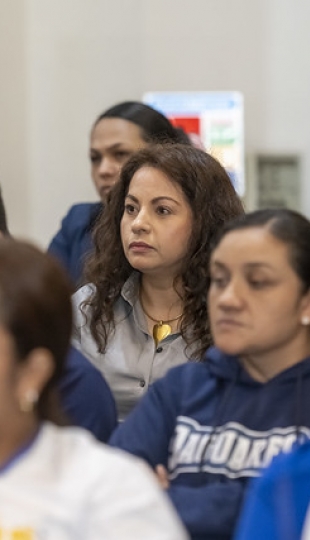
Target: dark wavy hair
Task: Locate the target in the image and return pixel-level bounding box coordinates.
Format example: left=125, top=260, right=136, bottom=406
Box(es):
left=84, top=143, right=244, bottom=360
left=0, top=187, right=9, bottom=235
left=0, top=240, right=73, bottom=423
left=93, top=101, right=190, bottom=145
left=211, top=208, right=310, bottom=293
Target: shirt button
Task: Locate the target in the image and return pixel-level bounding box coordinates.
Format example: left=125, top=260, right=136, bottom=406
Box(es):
left=156, top=347, right=163, bottom=353
left=139, top=380, right=145, bottom=387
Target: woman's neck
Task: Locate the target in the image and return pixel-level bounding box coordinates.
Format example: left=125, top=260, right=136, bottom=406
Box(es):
left=140, top=275, right=184, bottom=322
left=0, top=415, right=39, bottom=468
left=240, top=334, right=310, bottom=382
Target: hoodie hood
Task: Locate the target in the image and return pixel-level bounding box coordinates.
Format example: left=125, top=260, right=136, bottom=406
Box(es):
left=204, top=346, right=310, bottom=386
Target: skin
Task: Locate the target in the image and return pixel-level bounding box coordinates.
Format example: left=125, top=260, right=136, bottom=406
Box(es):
left=120, top=166, right=193, bottom=326
left=121, top=166, right=193, bottom=282
left=0, top=325, right=53, bottom=467
left=208, top=227, right=310, bottom=382
left=156, top=464, right=170, bottom=489
left=89, top=118, right=148, bottom=201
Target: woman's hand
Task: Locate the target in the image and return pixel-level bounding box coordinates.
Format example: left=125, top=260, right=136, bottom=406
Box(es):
left=155, top=464, right=170, bottom=489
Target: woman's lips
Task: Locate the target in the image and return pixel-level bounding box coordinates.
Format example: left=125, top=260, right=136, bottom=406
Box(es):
left=215, top=318, right=245, bottom=329
left=129, top=242, right=154, bottom=253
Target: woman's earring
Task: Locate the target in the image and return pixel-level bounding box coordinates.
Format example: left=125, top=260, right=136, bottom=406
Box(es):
left=301, top=316, right=310, bottom=326
left=19, top=389, right=39, bottom=413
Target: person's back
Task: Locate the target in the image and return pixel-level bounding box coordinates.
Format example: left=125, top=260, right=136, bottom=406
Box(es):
left=0, top=421, right=188, bottom=540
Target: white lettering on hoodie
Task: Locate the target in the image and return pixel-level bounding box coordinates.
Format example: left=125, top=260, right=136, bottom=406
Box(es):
left=168, top=416, right=310, bottom=479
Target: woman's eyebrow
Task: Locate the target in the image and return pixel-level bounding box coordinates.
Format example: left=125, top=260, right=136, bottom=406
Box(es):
left=125, top=193, right=181, bottom=205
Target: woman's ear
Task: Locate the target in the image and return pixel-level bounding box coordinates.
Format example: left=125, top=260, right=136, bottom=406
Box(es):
left=16, top=348, right=55, bottom=409
left=300, top=289, right=310, bottom=326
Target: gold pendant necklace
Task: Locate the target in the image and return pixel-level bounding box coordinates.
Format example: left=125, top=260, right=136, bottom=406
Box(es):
left=140, top=295, right=183, bottom=347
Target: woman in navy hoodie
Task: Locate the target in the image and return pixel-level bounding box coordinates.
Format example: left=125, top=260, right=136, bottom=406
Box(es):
left=110, top=208, right=310, bottom=540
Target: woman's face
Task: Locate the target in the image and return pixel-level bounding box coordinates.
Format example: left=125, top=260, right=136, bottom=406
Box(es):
left=89, top=118, right=148, bottom=202
left=208, top=227, right=310, bottom=371
left=120, top=166, right=193, bottom=281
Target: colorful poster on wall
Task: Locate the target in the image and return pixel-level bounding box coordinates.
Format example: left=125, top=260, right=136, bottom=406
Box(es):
left=143, top=91, right=244, bottom=196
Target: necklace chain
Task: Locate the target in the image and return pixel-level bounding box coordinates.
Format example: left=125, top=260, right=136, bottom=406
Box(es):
left=139, top=292, right=183, bottom=347
left=139, top=294, right=183, bottom=324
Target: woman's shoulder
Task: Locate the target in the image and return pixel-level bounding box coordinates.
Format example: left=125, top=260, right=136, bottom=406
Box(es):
left=39, top=423, right=156, bottom=481
left=65, top=202, right=102, bottom=220
left=59, top=202, right=102, bottom=235
left=72, top=283, right=95, bottom=305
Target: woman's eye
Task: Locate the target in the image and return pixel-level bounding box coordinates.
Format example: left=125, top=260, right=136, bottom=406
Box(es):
left=90, top=154, right=101, bottom=164
left=124, top=204, right=136, bottom=215
left=210, top=276, right=226, bottom=288
left=248, top=280, right=268, bottom=289
left=156, top=206, right=171, bottom=215
left=114, top=151, right=130, bottom=161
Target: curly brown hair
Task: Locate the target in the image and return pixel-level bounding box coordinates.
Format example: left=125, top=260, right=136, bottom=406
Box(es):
left=83, top=143, right=244, bottom=359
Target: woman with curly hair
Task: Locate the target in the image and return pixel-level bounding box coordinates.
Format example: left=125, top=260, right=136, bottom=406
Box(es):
left=72, top=143, right=244, bottom=420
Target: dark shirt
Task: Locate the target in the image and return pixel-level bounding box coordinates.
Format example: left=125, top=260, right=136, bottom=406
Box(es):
left=59, top=346, right=117, bottom=442
left=48, top=202, right=102, bottom=286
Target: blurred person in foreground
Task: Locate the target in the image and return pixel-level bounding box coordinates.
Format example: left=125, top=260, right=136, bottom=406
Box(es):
left=0, top=238, right=188, bottom=540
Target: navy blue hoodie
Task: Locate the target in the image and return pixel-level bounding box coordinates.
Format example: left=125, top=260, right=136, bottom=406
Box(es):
left=110, top=347, right=310, bottom=540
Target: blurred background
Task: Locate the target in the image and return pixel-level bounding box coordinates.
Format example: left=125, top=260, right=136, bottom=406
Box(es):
left=0, top=0, right=309, bottom=247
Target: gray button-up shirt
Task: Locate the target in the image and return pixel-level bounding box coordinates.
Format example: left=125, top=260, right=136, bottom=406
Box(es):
left=72, top=273, right=195, bottom=420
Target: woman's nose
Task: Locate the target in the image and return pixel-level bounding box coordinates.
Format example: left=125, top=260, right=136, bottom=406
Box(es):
left=98, top=157, right=119, bottom=176
left=131, top=210, right=150, bottom=232
left=218, top=280, right=244, bottom=308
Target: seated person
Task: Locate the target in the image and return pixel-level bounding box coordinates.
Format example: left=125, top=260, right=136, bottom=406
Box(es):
left=0, top=238, right=188, bottom=540
left=71, top=143, right=243, bottom=420
left=110, top=208, right=310, bottom=540
left=48, top=101, right=190, bottom=286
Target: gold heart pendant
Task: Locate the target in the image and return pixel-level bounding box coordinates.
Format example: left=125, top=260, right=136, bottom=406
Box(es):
left=153, top=323, right=172, bottom=347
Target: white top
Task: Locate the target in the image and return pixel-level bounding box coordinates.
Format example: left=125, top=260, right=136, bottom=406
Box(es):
left=0, top=422, right=188, bottom=540
left=72, top=273, right=194, bottom=420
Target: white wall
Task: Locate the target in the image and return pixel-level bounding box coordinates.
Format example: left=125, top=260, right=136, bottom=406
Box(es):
left=0, top=1, right=29, bottom=237
left=0, top=0, right=309, bottom=247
